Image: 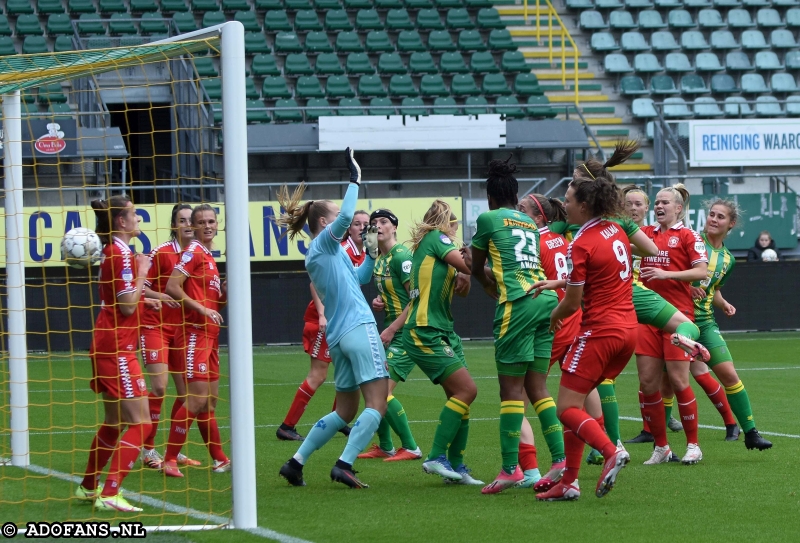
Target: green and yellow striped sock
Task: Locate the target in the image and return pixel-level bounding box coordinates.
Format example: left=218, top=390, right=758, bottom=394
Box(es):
left=725, top=380, right=756, bottom=432
left=385, top=395, right=417, bottom=451
left=597, top=380, right=620, bottom=444
left=448, top=411, right=470, bottom=468
left=533, top=397, right=565, bottom=463
left=663, top=397, right=674, bottom=426
left=500, top=400, right=525, bottom=474
left=428, top=397, right=468, bottom=462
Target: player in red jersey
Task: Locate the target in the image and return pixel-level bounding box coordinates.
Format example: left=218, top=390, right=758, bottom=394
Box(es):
left=75, top=195, right=153, bottom=512
left=275, top=213, right=368, bottom=441
left=535, top=143, right=638, bottom=502
left=637, top=184, right=708, bottom=466
left=163, top=204, right=230, bottom=476
left=138, top=204, right=202, bottom=471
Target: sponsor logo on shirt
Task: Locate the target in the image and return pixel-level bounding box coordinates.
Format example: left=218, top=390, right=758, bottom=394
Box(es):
left=440, top=234, right=452, bottom=245
left=694, top=241, right=706, bottom=254
left=122, top=268, right=133, bottom=281
left=181, top=251, right=193, bottom=263
left=402, top=260, right=412, bottom=273
left=443, top=346, right=455, bottom=358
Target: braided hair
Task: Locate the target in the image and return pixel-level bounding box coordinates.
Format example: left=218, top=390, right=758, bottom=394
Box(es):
left=486, top=154, right=519, bottom=208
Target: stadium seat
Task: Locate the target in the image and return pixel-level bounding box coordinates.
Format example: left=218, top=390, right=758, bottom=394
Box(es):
left=786, top=95, right=800, bottom=116
left=567, top=0, right=595, bottom=7
left=47, top=14, right=74, bottom=36
left=262, top=76, right=292, bottom=99
left=202, top=78, right=222, bottom=100
left=386, top=9, right=414, bottom=30
left=305, top=31, right=334, bottom=53
left=776, top=0, right=800, bottom=6
left=742, top=30, right=768, bottom=50
left=464, top=0, right=493, bottom=7
left=668, top=10, right=695, bottom=29
left=457, top=30, right=486, bottom=51
left=109, top=14, right=138, bottom=35
left=446, top=8, right=474, bottom=30
left=755, top=51, right=783, bottom=70
left=389, top=74, right=417, bottom=96
left=245, top=32, right=271, bottom=53
left=428, top=30, right=456, bottom=51
left=315, top=52, right=344, bottom=74
left=399, top=96, right=426, bottom=116
left=244, top=100, right=271, bottom=123
left=162, top=0, right=190, bottom=11
left=325, top=10, right=353, bottom=31
left=710, top=30, right=738, bottom=50
left=223, top=0, right=250, bottom=9
left=725, top=51, right=753, bottom=71
left=192, top=0, right=221, bottom=11
left=621, top=32, right=649, bottom=52
left=771, top=73, right=798, bottom=92
left=409, top=51, right=438, bottom=73
left=355, top=10, right=383, bottom=31
left=580, top=11, right=608, bottom=30
left=666, top=52, right=693, bottom=72
left=77, top=14, right=106, bottom=35
left=698, top=9, right=725, bottom=29
left=39, top=0, right=67, bottom=14
left=173, top=12, right=199, bottom=33
left=366, top=30, right=394, bottom=53
left=327, top=75, right=355, bottom=97
left=632, top=97, right=658, bottom=118
left=100, top=0, right=127, bottom=12
left=605, top=53, right=634, bottom=73
left=16, top=15, right=44, bottom=36
left=757, top=8, right=783, bottom=28
left=710, top=73, right=739, bottom=92
left=305, top=98, right=334, bottom=120
left=693, top=96, right=724, bottom=117
left=526, top=95, right=557, bottom=118
left=8, top=0, right=36, bottom=14
left=296, top=75, right=326, bottom=98
left=37, top=83, right=67, bottom=104
left=596, top=0, right=624, bottom=8
left=627, top=0, right=653, bottom=6
left=336, top=31, right=364, bottom=52
left=245, top=77, right=260, bottom=99
left=53, top=35, right=74, bottom=52
left=398, top=30, right=426, bottom=52
left=264, top=11, right=292, bottom=31
left=755, top=95, right=783, bottom=116
left=0, top=16, right=11, bottom=38
left=477, top=8, right=504, bottom=29
left=194, top=57, right=219, bottom=77
left=375, top=0, right=404, bottom=8
left=651, top=31, right=679, bottom=51
left=358, top=74, right=387, bottom=97
left=724, top=96, right=753, bottom=116
left=343, top=0, right=372, bottom=9
left=786, top=51, right=800, bottom=69
left=234, top=11, right=261, bottom=32
left=417, top=8, right=445, bottom=30
left=440, top=51, right=469, bottom=73
left=274, top=99, right=303, bottom=122
left=495, top=96, right=525, bottom=119
left=67, top=0, right=95, bottom=13
left=285, top=0, right=312, bottom=9
left=285, top=53, right=314, bottom=75
left=315, top=0, right=342, bottom=8
left=715, top=0, right=741, bottom=7
left=681, top=74, right=709, bottom=93
left=347, top=52, right=375, bottom=74
left=609, top=11, right=638, bottom=30
left=771, top=29, right=798, bottom=49
left=514, top=73, right=542, bottom=95
left=141, top=13, right=169, bottom=34
left=686, top=0, right=712, bottom=7
left=295, top=10, right=323, bottom=32
left=337, top=97, right=363, bottom=115
left=470, top=51, right=499, bottom=73
left=741, top=73, right=770, bottom=92
left=502, top=51, right=528, bottom=73
left=663, top=97, right=692, bottom=117
left=274, top=32, right=302, bottom=52
left=638, top=10, right=667, bottom=29
left=47, top=102, right=74, bottom=118
left=451, top=74, right=480, bottom=96
left=681, top=31, right=709, bottom=51
left=635, top=53, right=663, bottom=73
left=650, top=74, right=679, bottom=94
left=420, top=74, right=449, bottom=96
left=368, top=97, right=395, bottom=116
left=727, top=9, right=754, bottom=28
left=435, top=0, right=464, bottom=8
left=203, top=11, right=226, bottom=27
left=482, top=73, right=511, bottom=95
left=788, top=8, right=800, bottom=28
left=464, top=96, right=489, bottom=115
left=620, top=75, right=648, bottom=95
left=592, top=32, right=619, bottom=52
left=432, top=96, right=460, bottom=114
left=254, top=0, right=284, bottom=9
left=378, top=52, right=407, bottom=74
left=744, top=0, right=770, bottom=5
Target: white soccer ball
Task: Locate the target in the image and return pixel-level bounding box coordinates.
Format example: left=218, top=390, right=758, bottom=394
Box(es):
left=61, top=227, right=102, bottom=269
left=761, top=248, right=778, bottom=262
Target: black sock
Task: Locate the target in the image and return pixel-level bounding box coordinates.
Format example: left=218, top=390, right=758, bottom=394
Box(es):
left=335, top=459, right=352, bottom=471
left=288, top=458, right=303, bottom=471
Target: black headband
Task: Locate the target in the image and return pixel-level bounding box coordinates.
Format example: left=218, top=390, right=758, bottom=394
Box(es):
left=370, top=209, right=398, bottom=226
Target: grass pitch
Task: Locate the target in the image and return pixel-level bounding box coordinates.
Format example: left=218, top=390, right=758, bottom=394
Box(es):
left=2, top=332, right=799, bottom=542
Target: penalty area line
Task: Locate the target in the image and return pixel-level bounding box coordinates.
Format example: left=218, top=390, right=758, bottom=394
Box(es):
left=20, top=464, right=314, bottom=543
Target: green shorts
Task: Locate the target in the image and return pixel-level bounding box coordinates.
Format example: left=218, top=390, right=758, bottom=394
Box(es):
left=633, top=284, right=677, bottom=329
left=697, top=319, right=733, bottom=367
left=402, top=326, right=467, bottom=385
left=386, top=336, right=415, bottom=383
left=494, top=291, right=557, bottom=377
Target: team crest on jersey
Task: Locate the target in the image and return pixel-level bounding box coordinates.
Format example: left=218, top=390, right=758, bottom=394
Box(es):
left=387, top=350, right=394, bottom=359
left=137, top=378, right=147, bottom=392
left=443, top=346, right=455, bottom=358
left=126, top=344, right=134, bottom=351
left=181, top=251, right=193, bottom=263
left=668, top=236, right=680, bottom=248
left=324, top=349, right=330, bottom=359
left=402, top=260, right=412, bottom=273
left=150, top=351, right=158, bottom=360
left=199, top=363, right=207, bottom=373
left=122, top=268, right=133, bottom=281
left=439, top=234, right=452, bottom=245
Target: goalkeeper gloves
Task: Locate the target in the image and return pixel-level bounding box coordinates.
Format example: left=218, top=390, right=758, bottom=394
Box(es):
left=345, top=147, right=361, bottom=186
left=362, top=225, right=379, bottom=259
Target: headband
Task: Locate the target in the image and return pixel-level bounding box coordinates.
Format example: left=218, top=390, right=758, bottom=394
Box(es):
left=370, top=208, right=398, bottom=226
left=582, top=163, right=596, bottom=180
left=527, top=194, right=548, bottom=222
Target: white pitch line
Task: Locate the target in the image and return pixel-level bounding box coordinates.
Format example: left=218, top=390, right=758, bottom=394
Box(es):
left=19, top=464, right=314, bottom=543
left=616, top=416, right=800, bottom=439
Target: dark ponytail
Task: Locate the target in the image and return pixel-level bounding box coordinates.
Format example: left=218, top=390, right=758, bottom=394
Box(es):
left=568, top=175, right=624, bottom=218
left=528, top=193, right=568, bottom=224
left=91, top=195, right=131, bottom=246
left=486, top=154, right=519, bottom=208
left=576, top=140, right=640, bottom=184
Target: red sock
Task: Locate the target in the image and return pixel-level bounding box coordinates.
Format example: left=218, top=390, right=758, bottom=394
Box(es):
left=638, top=390, right=652, bottom=433
left=170, top=397, right=185, bottom=422
left=560, top=428, right=585, bottom=486
left=197, top=411, right=228, bottom=462
left=641, top=392, right=668, bottom=447
left=518, top=443, right=538, bottom=471
left=674, top=386, right=699, bottom=445
left=144, top=394, right=164, bottom=449
left=283, top=380, right=316, bottom=428
left=560, top=407, right=616, bottom=460
left=100, top=422, right=149, bottom=498
left=82, top=425, right=121, bottom=490
left=595, top=415, right=606, bottom=434
left=165, top=405, right=197, bottom=462
left=693, top=372, right=736, bottom=426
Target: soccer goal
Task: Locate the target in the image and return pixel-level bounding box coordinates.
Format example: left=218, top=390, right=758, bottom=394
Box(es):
left=1, top=22, right=256, bottom=531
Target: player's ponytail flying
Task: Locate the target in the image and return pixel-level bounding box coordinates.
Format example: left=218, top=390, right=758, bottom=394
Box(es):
left=276, top=182, right=337, bottom=241
left=91, top=195, right=132, bottom=246
left=576, top=140, right=640, bottom=183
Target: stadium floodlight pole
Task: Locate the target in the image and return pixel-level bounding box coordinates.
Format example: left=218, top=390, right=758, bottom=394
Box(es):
left=152, top=22, right=257, bottom=529
left=3, top=91, right=30, bottom=467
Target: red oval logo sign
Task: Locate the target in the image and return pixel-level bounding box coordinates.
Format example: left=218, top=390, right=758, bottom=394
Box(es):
left=34, top=135, right=66, bottom=155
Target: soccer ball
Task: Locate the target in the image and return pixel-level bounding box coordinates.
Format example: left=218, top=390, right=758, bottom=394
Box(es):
left=761, top=248, right=778, bottom=262
left=61, top=227, right=102, bottom=269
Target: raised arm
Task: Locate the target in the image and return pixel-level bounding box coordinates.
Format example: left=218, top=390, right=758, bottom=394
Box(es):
left=329, top=148, right=362, bottom=241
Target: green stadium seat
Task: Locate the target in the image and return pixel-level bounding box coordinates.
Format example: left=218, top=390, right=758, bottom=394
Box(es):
left=222, top=0, right=250, bottom=9
left=495, top=96, right=524, bottom=119
left=274, top=31, right=302, bottom=52
left=47, top=14, right=73, bottom=35
left=609, top=11, right=637, bottom=30
left=78, top=14, right=106, bottom=35
left=710, top=73, right=738, bottom=93
left=420, top=74, right=449, bottom=96
left=173, top=13, right=199, bottom=33
left=100, top=0, right=128, bottom=12
left=255, top=0, right=284, bottom=9
left=202, top=78, right=222, bottom=100
left=666, top=52, right=693, bottom=73
left=786, top=95, right=800, bottom=116
left=400, top=96, right=426, bottom=116
left=315, top=52, right=344, bottom=74
left=161, top=0, right=190, bottom=11
left=526, top=95, right=557, bottom=118
left=698, top=9, right=725, bottom=29
left=681, top=30, right=708, bottom=51
left=358, top=74, right=387, bottom=96
left=297, top=75, right=326, bottom=97
left=194, top=57, right=219, bottom=76
left=742, top=30, right=768, bottom=50
left=755, top=51, right=783, bottom=70
left=336, top=31, right=364, bottom=52
left=597, top=0, right=624, bottom=8
left=37, top=83, right=67, bottom=104
left=285, top=0, right=312, bottom=9
left=620, top=75, right=647, bottom=95
left=389, top=74, right=417, bottom=96
left=315, top=0, right=341, bottom=8
left=416, top=8, right=444, bottom=30
left=451, top=73, right=480, bottom=96
left=651, top=31, right=678, bottom=52
left=605, top=54, right=633, bottom=73
left=710, top=30, right=738, bottom=50
left=286, top=52, right=314, bottom=75
left=344, top=0, right=372, bottom=8
left=338, top=97, right=363, bottom=115
left=489, top=29, right=516, bottom=51
left=16, top=15, right=44, bottom=36
left=405, top=0, right=433, bottom=8
left=634, top=53, right=662, bottom=73
left=621, top=31, right=648, bottom=52
left=435, top=0, right=462, bottom=7
left=53, top=35, right=74, bottom=51
left=375, top=0, right=404, bottom=8
left=771, top=29, right=798, bottom=49
left=724, top=96, right=753, bottom=116
left=580, top=11, right=608, bottom=30
left=47, top=102, right=74, bottom=118
left=470, top=51, right=498, bottom=73
left=325, top=10, right=353, bottom=31
left=446, top=8, right=474, bottom=30
left=109, top=14, right=138, bottom=35
left=68, top=0, right=96, bottom=13
left=368, top=97, right=395, bottom=116
left=39, top=0, right=67, bottom=14
left=252, top=53, right=280, bottom=75
left=140, top=13, right=169, bottom=33
left=347, top=52, right=375, bottom=74
left=379, top=52, right=406, bottom=73
left=203, top=11, right=227, bottom=27
left=366, top=30, right=394, bottom=52
left=757, top=8, right=783, bottom=28
left=192, top=0, right=221, bottom=11
left=386, top=9, right=414, bottom=30
left=409, top=51, right=437, bottom=73
left=356, top=9, right=383, bottom=30
left=262, top=76, right=292, bottom=99
left=481, top=73, right=511, bottom=95
left=514, top=72, right=542, bottom=95
left=638, top=9, right=666, bottom=29
left=7, top=0, right=35, bottom=14
left=22, top=91, right=37, bottom=104
left=440, top=51, right=468, bottom=73
left=632, top=97, right=657, bottom=118
left=592, top=32, right=619, bottom=52
left=274, top=99, right=303, bottom=122
left=296, top=9, right=323, bottom=31
left=327, top=75, right=355, bottom=97
left=680, top=73, right=708, bottom=93
left=650, top=74, right=678, bottom=94
left=234, top=11, right=261, bottom=32
left=464, top=96, right=489, bottom=115
left=477, top=8, right=503, bottom=29
left=696, top=52, right=723, bottom=71
left=427, top=30, right=455, bottom=51
left=771, top=73, right=798, bottom=92
left=305, top=31, right=333, bottom=53
left=245, top=32, right=271, bottom=52
left=788, top=8, right=800, bottom=28
left=501, top=51, right=528, bottom=73
left=397, top=30, right=425, bottom=52
left=725, top=51, right=753, bottom=71
left=787, top=51, right=800, bottom=70
left=457, top=30, right=486, bottom=51
left=306, top=98, right=334, bottom=120
left=245, top=76, right=260, bottom=99
left=668, top=10, right=695, bottom=29
left=245, top=100, right=271, bottom=123
left=432, top=96, right=459, bottom=114
left=265, top=11, right=293, bottom=31
left=755, top=96, right=782, bottom=117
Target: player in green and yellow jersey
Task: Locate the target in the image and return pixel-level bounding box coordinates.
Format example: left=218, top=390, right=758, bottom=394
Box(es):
left=688, top=199, right=772, bottom=451
left=402, top=200, right=483, bottom=485
left=357, top=209, right=422, bottom=462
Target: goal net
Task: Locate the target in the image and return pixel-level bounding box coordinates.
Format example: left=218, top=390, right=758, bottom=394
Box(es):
left=0, top=22, right=256, bottom=532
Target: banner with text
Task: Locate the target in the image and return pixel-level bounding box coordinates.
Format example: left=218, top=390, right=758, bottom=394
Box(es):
left=689, top=119, right=800, bottom=167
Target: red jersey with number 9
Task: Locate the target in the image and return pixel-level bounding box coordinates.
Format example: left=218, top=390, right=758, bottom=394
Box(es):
left=175, top=240, right=223, bottom=338
left=538, top=226, right=570, bottom=302
left=141, top=240, right=183, bottom=328
left=639, top=222, right=707, bottom=319
left=566, top=218, right=636, bottom=329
